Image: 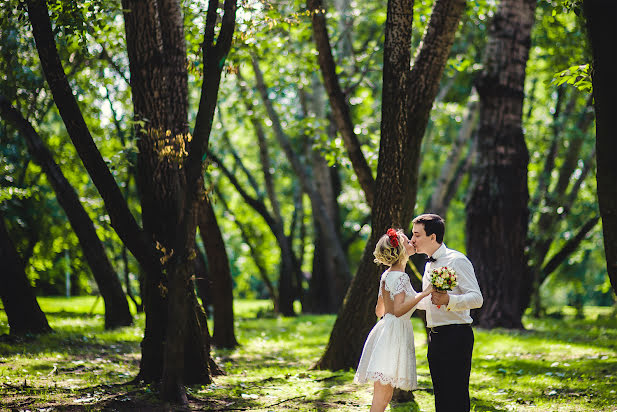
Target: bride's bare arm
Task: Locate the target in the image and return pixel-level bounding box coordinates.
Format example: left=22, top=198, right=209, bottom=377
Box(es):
left=375, top=294, right=385, bottom=318
left=391, top=285, right=433, bottom=317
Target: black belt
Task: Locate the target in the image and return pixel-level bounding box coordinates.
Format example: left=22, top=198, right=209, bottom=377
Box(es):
left=429, top=323, right=472, bottom=333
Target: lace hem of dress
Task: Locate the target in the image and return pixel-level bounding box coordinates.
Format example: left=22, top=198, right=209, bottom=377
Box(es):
left=355, top=371, right=416, bottom=391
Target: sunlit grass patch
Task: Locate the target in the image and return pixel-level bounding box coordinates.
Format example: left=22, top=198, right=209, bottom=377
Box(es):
left=1, top=299, right=616, bottom=410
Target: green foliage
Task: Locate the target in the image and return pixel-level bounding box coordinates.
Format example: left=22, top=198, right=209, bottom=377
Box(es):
left=0, top=0, right=609, bottom=307
left=552, top=64, right=592, bottom=93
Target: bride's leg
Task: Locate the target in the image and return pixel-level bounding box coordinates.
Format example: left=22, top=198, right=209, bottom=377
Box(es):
left=371, top=381, right=393, bottom=412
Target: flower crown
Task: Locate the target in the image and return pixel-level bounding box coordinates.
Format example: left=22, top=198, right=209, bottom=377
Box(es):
left=387, top=228, right=399, bottom=248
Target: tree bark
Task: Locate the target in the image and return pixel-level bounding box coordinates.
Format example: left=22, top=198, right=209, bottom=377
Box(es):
left=583, top=0, right=617, bottom=296
left=466, top=0, right=536, bottom=329
left=199, top=198, right=238, bottom=348
left=315, top=0, right=467, bottom=370
left=0, top=212, right=52, bottom=335
left=0, top=95, right=133, bottom=329
left=158, top=0, right=236, bottom=400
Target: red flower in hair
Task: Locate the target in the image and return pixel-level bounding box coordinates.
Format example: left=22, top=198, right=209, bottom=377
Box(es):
left=387, top=228, right=399, bottom=248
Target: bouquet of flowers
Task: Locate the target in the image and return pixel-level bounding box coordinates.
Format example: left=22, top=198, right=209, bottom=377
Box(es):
left=430, top=266, right=457, bottom=308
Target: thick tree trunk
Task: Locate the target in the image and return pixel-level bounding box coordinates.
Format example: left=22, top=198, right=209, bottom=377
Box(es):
left=466, top=0, right=536, bottom=329
left=0, top=212, right=52, bottom=335
left=584, top=0, right=617, bottom=295
left=121, top=0, right=196, bottom=391
left=0, top=95, right=133, bottom=329
left=199, top=199, right=238, bottom=348
left=316, top=0, right=467, bottom=370
left=158, top=0, right=236, bottom=400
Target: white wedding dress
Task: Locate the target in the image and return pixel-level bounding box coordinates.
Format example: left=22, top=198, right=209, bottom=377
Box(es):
left=354, top=270, right=419, bottom=391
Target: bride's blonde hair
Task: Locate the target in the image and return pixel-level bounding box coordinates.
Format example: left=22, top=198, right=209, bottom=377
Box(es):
left=373, top=229, right=406, bottom=266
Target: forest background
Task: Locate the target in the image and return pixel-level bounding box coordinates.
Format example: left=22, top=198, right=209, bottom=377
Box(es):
left=0, top=0, right=616, bottom=408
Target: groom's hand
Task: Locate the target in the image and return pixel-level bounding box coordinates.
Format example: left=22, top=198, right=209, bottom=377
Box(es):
left=431, top=291, right=449, bottom=306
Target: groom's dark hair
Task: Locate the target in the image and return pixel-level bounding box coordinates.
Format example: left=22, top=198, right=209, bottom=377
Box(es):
left=412, top=214, right=445, bottom=244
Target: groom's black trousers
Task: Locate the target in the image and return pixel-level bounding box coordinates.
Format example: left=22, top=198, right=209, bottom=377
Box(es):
left=428, top=323, right=474, bottom=412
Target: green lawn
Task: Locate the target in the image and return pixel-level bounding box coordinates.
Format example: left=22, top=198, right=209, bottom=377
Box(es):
left=1, top=298, right=616, bottom=411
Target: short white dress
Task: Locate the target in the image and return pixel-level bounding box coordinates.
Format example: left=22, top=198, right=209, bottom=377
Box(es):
left=354, top=270, right=419, bottom=391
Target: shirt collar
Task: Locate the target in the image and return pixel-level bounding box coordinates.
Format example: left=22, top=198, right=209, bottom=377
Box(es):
left=430, top=243, right=447, bottom=261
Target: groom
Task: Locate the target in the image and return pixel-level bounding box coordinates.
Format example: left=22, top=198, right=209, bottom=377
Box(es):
left=411, top=214, right=483, bottom=412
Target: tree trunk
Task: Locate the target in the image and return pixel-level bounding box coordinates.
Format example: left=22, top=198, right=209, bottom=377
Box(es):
left=466, top=0, right=536, bottom=329
left=231, top=74, right=299, bottom=315
left=199, top=199, right=238, bottom=348
left=25, top=0, right=233, bottom=400
left=194, top=247, right=212, bottom=317
left=315, top=0, right=467, bottom=370
left=522, top=96, right=595, bottom=317
left=215, top=188, right=279, bottom=312
left=307, top=77, right=346, bottom=314
left=584, top=0, right=617, bottom=295
left=208, top=150, right=297, bottom=315
left=0, top=212, right=52, bottom=335
left=121, top=0, right=195, bottom=392
left=0, top=95, right=133, bottom=329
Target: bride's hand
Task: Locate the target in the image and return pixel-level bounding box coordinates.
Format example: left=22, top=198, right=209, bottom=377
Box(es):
left=422, top=284, right=434, bottom=296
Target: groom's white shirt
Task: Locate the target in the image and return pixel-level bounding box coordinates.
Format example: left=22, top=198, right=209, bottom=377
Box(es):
left=418, top=243, right=483, bottom=328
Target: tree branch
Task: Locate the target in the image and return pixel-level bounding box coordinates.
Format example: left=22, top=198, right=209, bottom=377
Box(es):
left=307, top=0, right=375, bottom=207
left=408, top=0, right=468, bottom=106
left=25, top=0, right=157, bottom=272
left=541, top=216, right=600, bottom=279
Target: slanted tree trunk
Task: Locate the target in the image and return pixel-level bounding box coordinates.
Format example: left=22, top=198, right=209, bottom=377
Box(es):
left=199, top=198, right=238, bottom=348
left=583, top=0, right=617, bottom=296
left=315, top=0, right=468, bottom=370
left=251, top=57, right=351, bottom=310
left=465, top=0, right=536, bottom=329
left=208, top=148, right=297, bottom=315
left=0, top=212, right=52, bottom=335
left=522, top=95, right=595, bottom=317
left=0, top=95, right=133, bottom=329
left=215, top=188, right=279, bottom=312
left=427, top=90, right=479, bottom=218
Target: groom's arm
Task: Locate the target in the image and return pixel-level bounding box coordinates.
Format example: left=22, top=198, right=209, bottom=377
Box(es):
left=445, top=258, right=483, bottom=311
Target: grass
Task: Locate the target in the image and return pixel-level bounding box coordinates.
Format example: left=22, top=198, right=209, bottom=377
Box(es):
left=1, top=298, right=616, bottom=411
